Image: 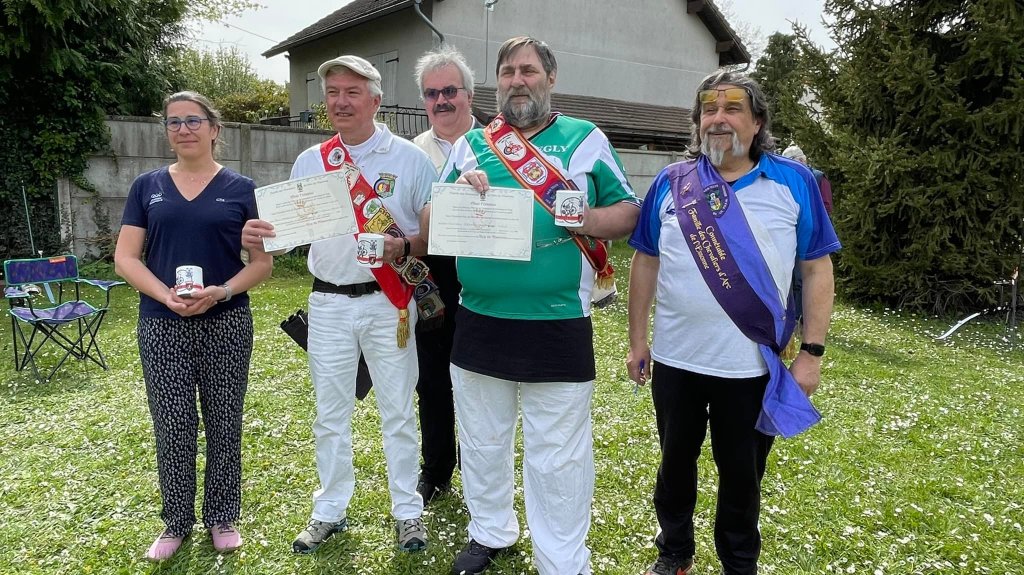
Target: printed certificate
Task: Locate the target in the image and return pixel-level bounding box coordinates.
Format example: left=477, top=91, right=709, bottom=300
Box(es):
left=255, top=171, right=357, bottom=252
left=428, top=183, right=534, bottom=261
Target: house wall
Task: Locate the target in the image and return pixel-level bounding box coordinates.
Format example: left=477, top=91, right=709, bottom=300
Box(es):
left=281, top=0, right=724, bottom=114
left=286, top=10, right=437, bottom=115
left=434, top=0, right=720, bottom=107
left=60, top=118, right=675, bottom=258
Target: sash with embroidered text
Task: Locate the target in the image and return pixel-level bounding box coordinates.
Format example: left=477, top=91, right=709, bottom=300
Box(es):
left=667, top=157, right=820, bottom=438
left=483, top=113, right=614, bottom=288
left=319, top=135, right=445, bottom=347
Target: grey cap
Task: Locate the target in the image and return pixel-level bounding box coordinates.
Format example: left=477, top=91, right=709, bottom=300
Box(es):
left=317, top=55, right=382, bottom=92
left=782, top=144, right=805, bottom=160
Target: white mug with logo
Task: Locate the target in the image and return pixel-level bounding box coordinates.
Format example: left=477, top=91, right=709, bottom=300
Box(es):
left=355, top=233, right=386, bottom=268
left=174, top=265, right=204, bottom=297
left=554, top=190, right=586, bottom=228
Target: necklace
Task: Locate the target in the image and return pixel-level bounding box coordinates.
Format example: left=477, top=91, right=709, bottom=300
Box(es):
left=174, top=165, right=217, bottom=186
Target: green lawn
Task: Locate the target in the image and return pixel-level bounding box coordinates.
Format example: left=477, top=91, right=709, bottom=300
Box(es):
left=2, top=249, right=1022, bottom=574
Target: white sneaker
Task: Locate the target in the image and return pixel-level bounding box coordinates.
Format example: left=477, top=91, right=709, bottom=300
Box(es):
left=396, top=517, right=427, bottom=552
left=292, top=518, right=347, bottom=554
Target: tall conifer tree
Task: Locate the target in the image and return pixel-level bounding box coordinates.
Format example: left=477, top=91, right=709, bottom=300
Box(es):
left=792, top=0, right=1024, bottom=312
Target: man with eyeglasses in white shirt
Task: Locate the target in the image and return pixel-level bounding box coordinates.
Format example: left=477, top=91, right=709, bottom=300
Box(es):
left=406, top=45, right=484, bottom=509
left=414, top=45, right=482, bottom=171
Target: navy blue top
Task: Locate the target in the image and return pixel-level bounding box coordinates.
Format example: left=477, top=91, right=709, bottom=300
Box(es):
left=121, top=166, right=257, bottom=319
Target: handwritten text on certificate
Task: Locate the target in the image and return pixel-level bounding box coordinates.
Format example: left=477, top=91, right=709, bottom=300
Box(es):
left=254, top=171, right=358, bottom=252
left=428, top=183, right=534, bottom=261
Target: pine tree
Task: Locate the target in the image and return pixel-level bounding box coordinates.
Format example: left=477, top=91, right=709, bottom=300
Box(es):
left=793, top=0, right=1024, bottom=312
left=751, top=33, right=803, bottom=147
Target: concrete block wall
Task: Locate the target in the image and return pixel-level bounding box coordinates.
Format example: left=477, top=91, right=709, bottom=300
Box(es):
left=618, top=149, right=686, bottom=198
left=60, top=117, right=675, bottom=258
left=59, top=117, right=332, bottom=258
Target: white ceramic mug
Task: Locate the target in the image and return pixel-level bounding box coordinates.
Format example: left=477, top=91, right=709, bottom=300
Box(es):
left=355, top=233, right=386, bottom=268
left=174, top=265, right=204, bottom=297
left=554, top=190, right=586, bottom=227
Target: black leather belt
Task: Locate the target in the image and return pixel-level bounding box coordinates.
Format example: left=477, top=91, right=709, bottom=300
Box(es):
left=312, top=278, right=382, bottom=297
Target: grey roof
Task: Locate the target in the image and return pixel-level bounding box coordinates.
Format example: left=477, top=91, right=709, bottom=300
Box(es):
left=264, top=0, right=749, bottom=65
left=263, top=0, right=412, bottom=58
left=687, top=0, right=751, bottom=65
left=470, top=87, right=694, bottom=150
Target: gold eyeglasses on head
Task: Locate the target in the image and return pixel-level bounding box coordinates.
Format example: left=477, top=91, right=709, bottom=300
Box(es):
left=698, top=87, right=748, bottom=104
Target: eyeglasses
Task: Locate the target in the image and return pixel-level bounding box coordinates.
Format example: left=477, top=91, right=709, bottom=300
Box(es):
left=698, top=88, right=748, bottom=104
left=164, top=116, right=210, bottom=132
left=423, top=86, right=466, bottom=101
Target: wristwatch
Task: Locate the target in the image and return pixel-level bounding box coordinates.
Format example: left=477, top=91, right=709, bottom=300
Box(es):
left=218, top=283, right=233, bottom=302
left=800, top=342, right=825, bottom=357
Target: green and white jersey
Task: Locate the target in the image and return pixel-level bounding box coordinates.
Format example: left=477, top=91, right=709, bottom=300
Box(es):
left=439, top=114, right=637, bottom=320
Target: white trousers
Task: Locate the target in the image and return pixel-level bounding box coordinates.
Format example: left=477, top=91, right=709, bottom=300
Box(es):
left=451, top=365, right=595, bottom=575
left=307, top=291, right=422, bottom=522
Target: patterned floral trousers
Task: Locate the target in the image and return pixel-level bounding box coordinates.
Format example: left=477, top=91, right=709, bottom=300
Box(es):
left=137, top=306, right=253, bottom=536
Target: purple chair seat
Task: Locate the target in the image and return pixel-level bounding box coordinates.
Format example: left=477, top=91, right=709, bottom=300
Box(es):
left=10, top=301, right=99, bottom=324
left=77, top=278, right=124, bottom=290
left=5, top=254, right=124, bottom=381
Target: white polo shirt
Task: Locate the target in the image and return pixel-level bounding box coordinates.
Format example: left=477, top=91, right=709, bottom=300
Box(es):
left=290, top=123, right=437, bottom=285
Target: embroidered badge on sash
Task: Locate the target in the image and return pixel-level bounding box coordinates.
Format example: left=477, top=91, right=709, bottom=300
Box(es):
left=363, top=197, right=383, bottom=219
left=392, top=257, right=410, bottom=273
left=705, top=185, right=729, bottom=216
left=402, top=259, right=430, bottom=284
left=327, top=147, right=345, bottom=166
left=489, top=117, right=505, bottom=131
left=517, top=158, right=547, bottom=186
left=374, top=173, right=397, bottom=198
left=542, top=181, right=567, bottom=204
left=415, top=279, right=442, bottom=314
left=353, top=193, right=366, bottom=206
left=342, top=164, right=360, bottom=189
left=364, top=208, right=396, bottom=233
left=496, top=133, right=526, bottom=161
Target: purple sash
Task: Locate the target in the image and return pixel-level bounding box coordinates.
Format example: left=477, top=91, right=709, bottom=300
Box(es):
left=667, top=157, right=820, bottom=438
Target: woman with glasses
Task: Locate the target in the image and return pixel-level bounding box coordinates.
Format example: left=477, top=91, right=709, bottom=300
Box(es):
left=113, top=91, right=272, bottom=561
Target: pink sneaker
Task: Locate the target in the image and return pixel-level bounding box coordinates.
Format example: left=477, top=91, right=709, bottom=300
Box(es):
left=145, top=532, right=185, bottom=562
left=210, top=523, right=243, bottom=553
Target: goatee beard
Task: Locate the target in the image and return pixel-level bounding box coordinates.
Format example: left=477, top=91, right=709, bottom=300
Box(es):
left=701, top=131, right=745, bottom=166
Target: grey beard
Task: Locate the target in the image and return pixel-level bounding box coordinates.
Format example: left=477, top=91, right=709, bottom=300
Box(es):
left=500, top=94, right=550, bottom=128
left=701, top=131, right=745, bottom=166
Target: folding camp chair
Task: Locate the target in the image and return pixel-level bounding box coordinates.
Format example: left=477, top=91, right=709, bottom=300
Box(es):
left=4, top=255, right=124, bottom=381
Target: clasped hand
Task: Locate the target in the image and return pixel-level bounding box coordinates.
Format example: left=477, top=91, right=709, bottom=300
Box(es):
left=164, top=287, right=217, bottom=317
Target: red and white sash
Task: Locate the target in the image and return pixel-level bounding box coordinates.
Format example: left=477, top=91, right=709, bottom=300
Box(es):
left=319, top=134, right=444, bottom=346
left=483, top=114, right=614, bottom=286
